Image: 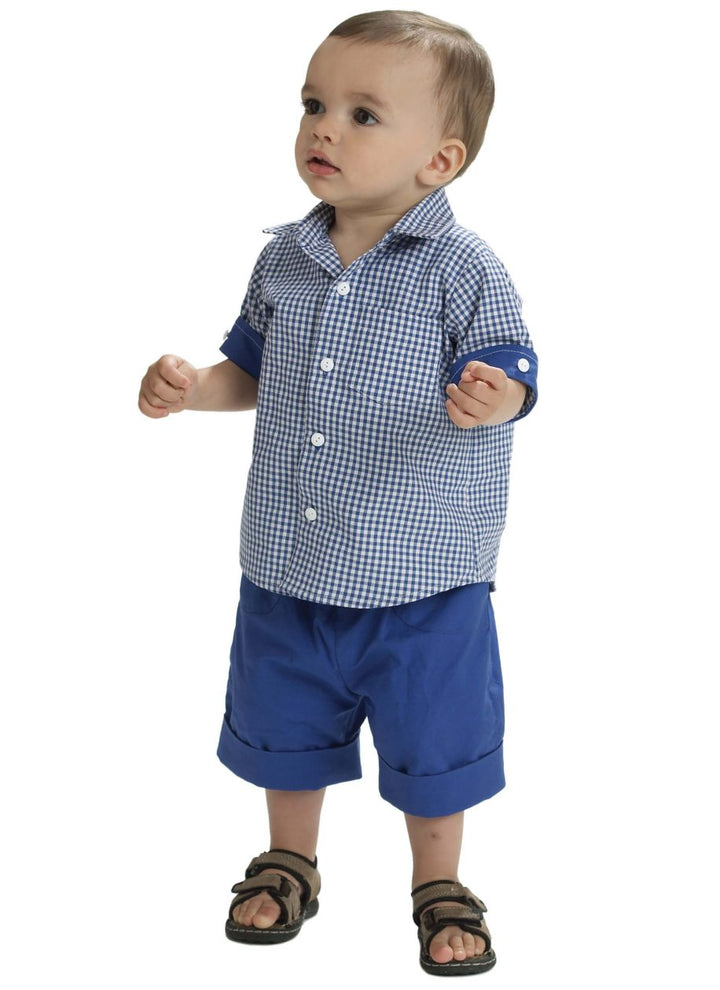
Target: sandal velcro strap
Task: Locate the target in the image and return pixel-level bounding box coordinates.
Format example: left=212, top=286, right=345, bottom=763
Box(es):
left=244, top=848, right=321, bottom=905
left=411, top=880, right=485, bottom=925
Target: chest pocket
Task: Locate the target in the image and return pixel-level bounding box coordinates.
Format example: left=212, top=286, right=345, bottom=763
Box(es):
left=339, top=306, right=444, bottom=408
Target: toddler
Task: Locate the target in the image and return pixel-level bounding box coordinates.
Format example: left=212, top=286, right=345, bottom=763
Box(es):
left=139, top=9, right=538, bottom=977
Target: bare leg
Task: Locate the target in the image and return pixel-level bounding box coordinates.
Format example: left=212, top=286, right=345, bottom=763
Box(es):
left=406, top=811, right=486, bottom=964
left=267, top=788, right=325, bottom=860
left=232, top=788, right=325, bottom=928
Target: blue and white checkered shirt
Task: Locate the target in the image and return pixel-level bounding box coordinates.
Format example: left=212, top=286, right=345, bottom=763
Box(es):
left=221, top=187, right=538, bottom=608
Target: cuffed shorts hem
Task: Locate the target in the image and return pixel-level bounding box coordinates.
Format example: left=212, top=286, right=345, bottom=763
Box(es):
left=217, top=716, right=363, bottom=791
left=378, top=742, right=505, bottom=818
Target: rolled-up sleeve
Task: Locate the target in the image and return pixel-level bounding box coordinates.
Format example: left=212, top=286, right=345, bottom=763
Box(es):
left=446, top=253, right=539, bottom=421
left=220, top=243, right=273, bottom=380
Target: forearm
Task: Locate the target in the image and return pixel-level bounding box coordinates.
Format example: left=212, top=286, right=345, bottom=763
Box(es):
left=186, top=359, right=258, bottom=411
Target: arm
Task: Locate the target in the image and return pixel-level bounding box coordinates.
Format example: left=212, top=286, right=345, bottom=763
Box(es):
left=138, top=355, right=258, bottom=418
left=186, top=359, right=258, bottom=411
left=139, top=241, right=272, bottom=419
left=445, top=253, right=538, bottom=429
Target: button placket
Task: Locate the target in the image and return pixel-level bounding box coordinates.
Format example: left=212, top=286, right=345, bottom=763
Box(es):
left=302, top=273, right=356, bottom=529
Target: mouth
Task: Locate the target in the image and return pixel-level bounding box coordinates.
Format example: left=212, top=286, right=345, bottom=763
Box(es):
left=307, top=152, right=340, bottom=176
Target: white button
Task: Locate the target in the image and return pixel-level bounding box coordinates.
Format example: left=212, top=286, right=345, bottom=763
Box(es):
left=304, top=507, right=317, bottom=521
left=336, top=281, right=350, bottom=296
left=517, top=358, right=530, bottom=373
left=320, top=358, right=334, bottom=372
left=311, top=432, right=325, bottom=447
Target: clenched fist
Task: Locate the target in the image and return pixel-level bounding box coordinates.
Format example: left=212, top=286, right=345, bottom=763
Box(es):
left=445, top=361, right=527, bottom=428
left=138, top=354, right=198, bottom=418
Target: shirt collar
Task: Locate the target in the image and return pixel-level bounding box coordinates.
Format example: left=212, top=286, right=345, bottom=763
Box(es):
left=388, top=187, right=456, bottom=239
left=262, top=187, right=456, bottom=244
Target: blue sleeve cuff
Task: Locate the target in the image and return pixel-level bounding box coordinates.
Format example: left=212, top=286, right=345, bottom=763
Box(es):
left=220, top=316, right=264, bottom=380
left=448, top=345, right=539, bottom=422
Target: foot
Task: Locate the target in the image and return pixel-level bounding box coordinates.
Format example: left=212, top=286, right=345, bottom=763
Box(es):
left=422, top=902, right=487, bottom=964
left=231, top=869, right=300, bottom=928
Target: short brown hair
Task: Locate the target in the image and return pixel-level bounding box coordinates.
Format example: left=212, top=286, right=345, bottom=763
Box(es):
left=328, top=10, right=495, bottom=179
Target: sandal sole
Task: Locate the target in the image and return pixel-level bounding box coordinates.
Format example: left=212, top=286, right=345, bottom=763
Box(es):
left=419, top=940, right=496, bottom=977
left=225, top=898, right=319, bottom=944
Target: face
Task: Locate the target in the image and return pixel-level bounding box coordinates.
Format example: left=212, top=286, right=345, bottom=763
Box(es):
left=295, top=37, right=453, bottom=217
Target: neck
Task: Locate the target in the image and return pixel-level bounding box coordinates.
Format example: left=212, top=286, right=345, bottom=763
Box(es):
left=329, top=193, right=432, bottom=268
left=331, top=207, right=402, bottom=248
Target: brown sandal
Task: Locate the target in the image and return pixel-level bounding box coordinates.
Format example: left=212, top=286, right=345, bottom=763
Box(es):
left=412, top=880, right=496, bottom=976
left=225, top=848, right=321, bottom=944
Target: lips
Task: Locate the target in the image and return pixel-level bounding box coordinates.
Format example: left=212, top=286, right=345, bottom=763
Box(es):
left=308, top=149, right=337, bottom=167
left=307, top=150, right=339, bottom=175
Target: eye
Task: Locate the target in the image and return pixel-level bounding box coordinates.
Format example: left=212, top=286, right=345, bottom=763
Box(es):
left=353, top=107, right=379, bottom=126
left=302, top=98, right=324, bottom=115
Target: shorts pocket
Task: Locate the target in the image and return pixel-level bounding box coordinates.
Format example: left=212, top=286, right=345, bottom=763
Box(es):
left=392, top=583, right=490, bottom=634
left=239, top=574, right=283, bottom=615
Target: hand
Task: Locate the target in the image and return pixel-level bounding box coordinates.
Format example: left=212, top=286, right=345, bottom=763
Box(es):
left=445, top=361, right=517, bottom=428
left=138, top=354, right=198, bottom=418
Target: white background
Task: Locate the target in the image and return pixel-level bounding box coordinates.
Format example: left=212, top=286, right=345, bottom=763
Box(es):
left=1, top=1, right=717, bottom=986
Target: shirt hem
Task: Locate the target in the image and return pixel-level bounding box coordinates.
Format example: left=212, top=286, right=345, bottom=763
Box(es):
left=239, top=563, right=497, bottom=609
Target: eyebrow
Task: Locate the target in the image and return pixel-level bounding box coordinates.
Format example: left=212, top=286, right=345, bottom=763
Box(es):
left=301, top=84, right=391, bottom=112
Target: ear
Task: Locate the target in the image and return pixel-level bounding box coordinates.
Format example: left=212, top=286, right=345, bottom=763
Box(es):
left=418, top=138, right=467, bottom=187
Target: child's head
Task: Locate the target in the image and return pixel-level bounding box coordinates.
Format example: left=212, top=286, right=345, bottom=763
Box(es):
left=295, top=10, right=494, bottom=214
left=329, top=11, right=495, bottom=178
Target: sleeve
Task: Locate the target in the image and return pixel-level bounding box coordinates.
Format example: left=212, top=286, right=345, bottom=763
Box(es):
left=219, top=242, right=274, bottom=380
left=446, top=252, right=539, bottom=422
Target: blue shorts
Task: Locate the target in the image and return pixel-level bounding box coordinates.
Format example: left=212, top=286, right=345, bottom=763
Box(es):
left=217, top=574, right=505, bottom=818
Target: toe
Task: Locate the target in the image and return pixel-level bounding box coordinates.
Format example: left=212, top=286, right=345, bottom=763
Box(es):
left=429, top=935, right=455, bottom=965
left=462, top=931, right=476, bottom=957
left=233, top=892, right=279, bottom=927
left=252, top=899, right=281, bottom=929
left=232, top=897, right=251, bottom=925
left=449, top=933, right=467, bottom=960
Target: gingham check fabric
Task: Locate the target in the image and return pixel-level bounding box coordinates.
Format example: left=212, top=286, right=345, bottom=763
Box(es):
left=220, top=187, right=538, bottom=608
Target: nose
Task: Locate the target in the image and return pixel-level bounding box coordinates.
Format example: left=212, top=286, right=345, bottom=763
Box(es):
left=311, top=114, right=339, bottom=144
